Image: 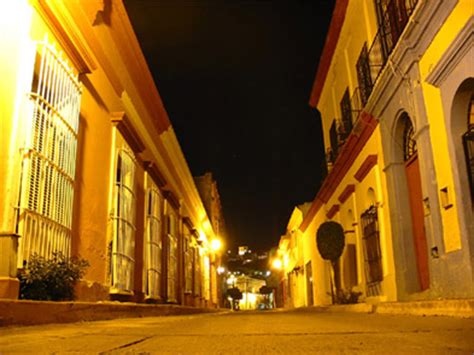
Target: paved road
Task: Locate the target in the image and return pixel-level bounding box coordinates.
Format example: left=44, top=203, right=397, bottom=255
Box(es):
left=0, top=309, right=473, bottom=354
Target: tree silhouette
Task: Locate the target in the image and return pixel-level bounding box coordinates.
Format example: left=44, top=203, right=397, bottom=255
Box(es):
left=316, top=221, right=345, bottom=303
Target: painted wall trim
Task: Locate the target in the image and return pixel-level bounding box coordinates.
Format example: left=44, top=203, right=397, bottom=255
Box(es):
left=144, top=161, right=167, bottom=188
left=338, top=184, right=355, bottom=203
left=326, top=204, right=340, bottom=219
left=425, top=16, right=474, bottom=87
left=111, top=112, right=145, bottom=153
left=299, top=112, right=378, bottom=233
left=33, top=0, right=97, bottom=74
left=354, top=155, right=378, bottom=182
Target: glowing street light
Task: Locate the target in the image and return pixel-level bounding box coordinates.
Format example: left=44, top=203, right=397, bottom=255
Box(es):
left=272, top=258, right=282, bottom=270
left=210, top=238, right=222, bottom=252
left=217, top=266, right=225, bottom=275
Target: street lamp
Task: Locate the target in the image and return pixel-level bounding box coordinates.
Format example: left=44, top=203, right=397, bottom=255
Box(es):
left=210, top=238, right=222, bottom=252
left=272, top=258, right=282, bottom=270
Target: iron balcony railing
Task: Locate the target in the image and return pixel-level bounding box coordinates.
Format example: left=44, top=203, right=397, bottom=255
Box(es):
left=363, top=0, right=419, bottom=97
left=327, top=0, right=418, bottom=169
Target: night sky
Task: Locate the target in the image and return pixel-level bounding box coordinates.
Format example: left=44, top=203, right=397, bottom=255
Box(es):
left=124, top=0, right=335, bottom=251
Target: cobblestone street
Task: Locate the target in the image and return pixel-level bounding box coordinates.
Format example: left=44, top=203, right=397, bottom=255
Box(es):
left=1, top=309, right=473, bottom=354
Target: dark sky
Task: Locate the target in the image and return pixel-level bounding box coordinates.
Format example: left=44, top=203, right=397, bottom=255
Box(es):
left=124, top=0, right=335, bottom=251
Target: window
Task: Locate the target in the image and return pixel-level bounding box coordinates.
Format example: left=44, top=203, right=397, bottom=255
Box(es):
left=203, top=255, right=210, bottom=301
left=375, top=0, right=418, bottom=61
left=145, top=182, right=163, bottom=299
left=166, top=207, right=178, bottom=302
left=183, top=227, right=193, bottom=294
left=194, top=247, right=202, bottom=297
left=356, top=43, right=373, bottom=106
left=111, top=144, right=136, bottom=293
left=329, top=119, right=339, bottom=159
left=361, top=206, right=383, bottom=296
left=17, top=39, right=82, bottom=267
left=403, top=117, right=417, bottom=161
left=340, top=88, right=353, bottom=139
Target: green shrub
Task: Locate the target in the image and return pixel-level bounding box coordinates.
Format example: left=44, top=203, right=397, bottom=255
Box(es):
left=18, top=252, right=89, bottom=301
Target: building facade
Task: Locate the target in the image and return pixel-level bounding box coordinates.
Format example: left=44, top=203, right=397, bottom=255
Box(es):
left=0, top=0, right=224, bottom=307
left=276, top=0, right=473, bottom=307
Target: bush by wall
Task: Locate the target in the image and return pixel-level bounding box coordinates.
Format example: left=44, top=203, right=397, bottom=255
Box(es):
left=18, top=252, right=89, bottom=301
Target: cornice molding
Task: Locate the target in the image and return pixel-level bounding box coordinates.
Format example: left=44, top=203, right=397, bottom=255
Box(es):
left=144, top=161, right=167, bottom=188
left=425, top=16, right=474, bottom=87
left=111, top=111, right=145, bottom=153
left=164, top=190, right=181, bottom=211
left=33, top=0, right=97, bottom=74
left=183, top=217, right=194, bottom=231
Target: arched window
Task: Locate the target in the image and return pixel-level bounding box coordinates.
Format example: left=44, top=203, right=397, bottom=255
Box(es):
left=17, top=38, right=82, bottom=267
left=403, top=117, right=417, bottom=162
left=111, top=146, right=136, bottom=293
left=463, top=96, right=474, bottom=200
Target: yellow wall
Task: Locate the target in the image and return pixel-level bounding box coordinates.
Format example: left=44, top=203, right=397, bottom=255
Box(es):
left=418, top=0, right=472, bottom=252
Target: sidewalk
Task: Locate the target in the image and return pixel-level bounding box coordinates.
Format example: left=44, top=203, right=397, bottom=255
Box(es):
left=0, top=299, right=224, bottom=327
left=306, top=298, right=474, bottom=318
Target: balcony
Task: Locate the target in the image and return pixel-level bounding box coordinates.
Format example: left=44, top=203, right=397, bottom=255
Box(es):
left=327, top=0, right=419, bottom=169
left=359, top=0, right=419, bottom=101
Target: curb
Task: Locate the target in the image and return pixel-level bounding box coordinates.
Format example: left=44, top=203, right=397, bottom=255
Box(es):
left=318, top=299, right=474, bottom=318
left=0, top=299, right=224, bottom=327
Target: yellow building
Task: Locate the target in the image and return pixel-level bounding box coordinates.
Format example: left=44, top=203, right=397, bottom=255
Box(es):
left=0, top=0, right=224, bottom=306
left=277, top=0, right=473, bottom=307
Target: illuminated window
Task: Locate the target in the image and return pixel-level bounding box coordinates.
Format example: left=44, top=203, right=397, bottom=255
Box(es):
left=194, top=247, right=202, bottom=297
left=203, top=255, right=211, bottom=301
left=183, top=227, right=193, bottom=294
left=166, top=207, right=178, bottom=302
left=111, top=143, right=136, bottom=293
left=17, top=39, right=82, bottom=267
left=145, top=181, right=163, bottom=299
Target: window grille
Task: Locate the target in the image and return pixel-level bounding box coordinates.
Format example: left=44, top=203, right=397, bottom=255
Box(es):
left=145, top=184, right=163, bottom=299
left=17, top=39, right=82, bottom=267
left=166, top=209, right=178, bottom=302
left=203, top=255, right=211, bottom=301
left=194, top=247, right=202, bottom=297
left=340, top=88, right=353, bottom=139
left=356, top=43, right=373, bottom=106
left=464, top=98, right=474, bottom=201
left=403, top=118, right=417, bottom=161
left=111, top=146, right=136, bottom=293
left=361, top=206, right=383, bottom=296
left=329, top=120, right=339, bottom=159
left=375, top=0, right=418, bottom=63
left=183, top=228, right=193, bottom=294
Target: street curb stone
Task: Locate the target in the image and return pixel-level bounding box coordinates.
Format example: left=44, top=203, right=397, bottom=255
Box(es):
left=320, top=299, right=474, bottom=318
left=0, top=299, right=224, bottom=327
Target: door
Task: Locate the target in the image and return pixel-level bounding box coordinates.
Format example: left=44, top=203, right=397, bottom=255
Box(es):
left=405, top=154, right=430, bottom=290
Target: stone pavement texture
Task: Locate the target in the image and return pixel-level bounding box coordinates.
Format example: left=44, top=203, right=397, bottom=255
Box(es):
left=0, top=309, right=473, bottom=354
